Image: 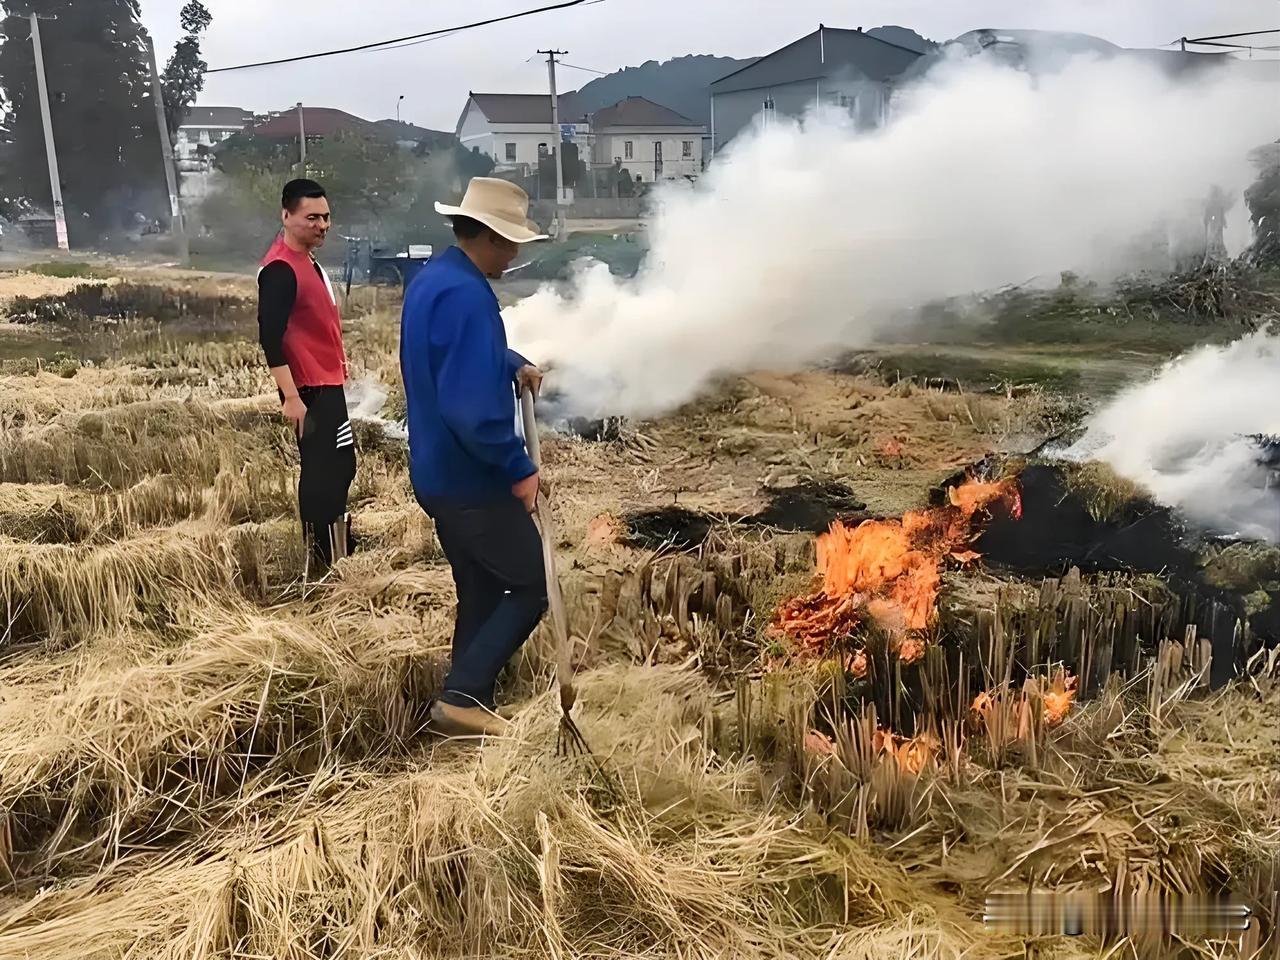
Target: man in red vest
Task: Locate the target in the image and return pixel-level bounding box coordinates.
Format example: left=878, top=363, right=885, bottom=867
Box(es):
left=257, top=179, right=356, bottom=574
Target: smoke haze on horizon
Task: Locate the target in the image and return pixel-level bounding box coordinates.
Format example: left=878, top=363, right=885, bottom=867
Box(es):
left=505, top=53, right=1277, bottom=420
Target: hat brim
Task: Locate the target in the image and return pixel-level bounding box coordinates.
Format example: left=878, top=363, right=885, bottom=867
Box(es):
left=435, top=202, right=548, bottom=243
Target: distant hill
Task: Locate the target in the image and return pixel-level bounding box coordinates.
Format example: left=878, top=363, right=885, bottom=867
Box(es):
left=568, top=54, right=754, bottom=126
left=866, top=25, right=938, bottom=54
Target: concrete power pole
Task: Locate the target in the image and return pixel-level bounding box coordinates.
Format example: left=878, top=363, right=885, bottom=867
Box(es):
left=539, top=49, right=568, bottom=241
left=297, top=103, right=306, bottom=172
left=29, top=13, right=69, bottom=251
left=144, top=34, right=188, bottom=265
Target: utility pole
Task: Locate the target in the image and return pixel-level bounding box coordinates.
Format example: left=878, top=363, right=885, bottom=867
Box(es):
left=297, top=102, right=306, bottom=172
left=144, top=34, right=188, bottom=265
left=28, top=13, right=68, bottom=251
left=539, top=48, right=568, bottom=241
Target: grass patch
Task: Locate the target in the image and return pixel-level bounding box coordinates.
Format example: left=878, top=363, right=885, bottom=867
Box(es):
left=1063, top=460, right=1150, bottom=523
left=21, top=262, right=105, bottom=279
left=870, top=349, right=1085, bottom=393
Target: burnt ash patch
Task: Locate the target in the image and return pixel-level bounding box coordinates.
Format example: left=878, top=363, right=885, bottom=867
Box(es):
left=975, top=464, right=1199, bottom=580
left=622, top=507, right=727, bottom=551
left=752, top=480, right=867, bottom=533
left=623, top=481, right=873, bottom=550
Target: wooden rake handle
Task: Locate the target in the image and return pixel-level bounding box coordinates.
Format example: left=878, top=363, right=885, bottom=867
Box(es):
left=520, top=387, right=576, bottom=715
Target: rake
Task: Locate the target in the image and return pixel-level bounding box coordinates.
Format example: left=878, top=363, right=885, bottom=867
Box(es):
left=520, top=387, right=620, bottom=800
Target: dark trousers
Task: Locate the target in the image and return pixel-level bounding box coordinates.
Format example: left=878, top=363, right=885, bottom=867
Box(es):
left=419, top=494, right=548, bottom=710
left=296, top=385, right=357, bottom=564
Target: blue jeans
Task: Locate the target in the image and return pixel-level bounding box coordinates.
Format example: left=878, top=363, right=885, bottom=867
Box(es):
left=419, top=494, right=548, bottom=709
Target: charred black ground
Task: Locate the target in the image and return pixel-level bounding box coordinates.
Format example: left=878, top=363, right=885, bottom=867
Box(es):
left=974, top=464, right=1200, bottom=580
left=622, top=480, right=871, bottom=550
left=622, top=507, right=723, bottom=551
left=751, top=481, right=867, bottom=532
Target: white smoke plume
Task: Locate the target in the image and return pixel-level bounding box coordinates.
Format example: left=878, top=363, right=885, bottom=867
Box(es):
left=1066, top=330, right=1280, bottom=542
left=506, top=54, right=1276, bottom=420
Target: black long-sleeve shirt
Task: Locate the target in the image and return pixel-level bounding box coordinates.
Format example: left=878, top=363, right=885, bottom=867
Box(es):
left=257, top=260, right=298, bottom=370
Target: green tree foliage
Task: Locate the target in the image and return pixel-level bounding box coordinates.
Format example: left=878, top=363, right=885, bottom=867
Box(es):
left=197, top=131, right=497, bottom=261
left=0, top=0, right=165, bottom=240
left=161, top=1, right=212, bottom=140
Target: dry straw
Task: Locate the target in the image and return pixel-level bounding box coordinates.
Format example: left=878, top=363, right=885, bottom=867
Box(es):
left=0, top=666, right=1016, bottom=960
left=0, top=597, right=450, bottom=875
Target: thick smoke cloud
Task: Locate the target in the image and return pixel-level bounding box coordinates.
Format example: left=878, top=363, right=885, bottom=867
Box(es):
left=1066, top=330, right=1280, bottom=542
left=505, top=54, right=1276, bottom=419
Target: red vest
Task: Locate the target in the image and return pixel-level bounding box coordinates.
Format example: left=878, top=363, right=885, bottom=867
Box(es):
left=261, top=236, right=346, bottom=387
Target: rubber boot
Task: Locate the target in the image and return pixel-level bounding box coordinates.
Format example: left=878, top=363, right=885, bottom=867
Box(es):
left=327, top=513, right=358, bottom=562
left=302, top=521, right=334, bottom=582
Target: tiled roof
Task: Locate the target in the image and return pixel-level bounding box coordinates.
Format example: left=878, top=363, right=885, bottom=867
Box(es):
left=250, top=107, right=384, bottom=140
left=467, top=92, right=585, bottom=124
left=591, top=96, right=701, bottom=129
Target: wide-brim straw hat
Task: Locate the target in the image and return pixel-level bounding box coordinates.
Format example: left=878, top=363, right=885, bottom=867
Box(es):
left=434, top=177, right=548, bottom=244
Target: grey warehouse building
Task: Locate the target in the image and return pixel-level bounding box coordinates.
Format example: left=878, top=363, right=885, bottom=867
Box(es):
left=709, top=25, right=926, bottom=154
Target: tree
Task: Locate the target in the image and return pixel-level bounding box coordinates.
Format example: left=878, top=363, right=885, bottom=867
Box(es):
left=0, top=0, right=166, bottom=241
left=161, top=1, right=211, bottom=140
left=199, top=131, right=497, bottom=261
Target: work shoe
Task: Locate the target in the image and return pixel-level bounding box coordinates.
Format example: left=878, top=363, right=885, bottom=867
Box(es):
left=494, top=702, right=523, bottom=721
left=428, top=700, right=508, bottom=739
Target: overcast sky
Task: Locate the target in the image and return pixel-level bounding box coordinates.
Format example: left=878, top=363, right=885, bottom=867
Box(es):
left=139, top=0, right=1279, bottom=130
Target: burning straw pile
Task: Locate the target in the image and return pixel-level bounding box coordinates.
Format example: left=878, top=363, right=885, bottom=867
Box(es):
left=774, top=477, right=1022, bottom=654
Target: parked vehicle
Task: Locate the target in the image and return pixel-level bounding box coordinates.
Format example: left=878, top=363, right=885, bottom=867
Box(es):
left=341, top=236, right=433, bottom=293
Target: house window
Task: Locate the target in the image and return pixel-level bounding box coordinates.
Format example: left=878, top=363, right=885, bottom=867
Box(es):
left=504, top=142, right=517, bottom=162
left=682, top=140, right=693, bottom=159
left=624, top=141, right=633, bottom=160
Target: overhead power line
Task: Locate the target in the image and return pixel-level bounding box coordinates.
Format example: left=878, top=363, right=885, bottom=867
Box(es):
left=1185, top=28, right=1280, bottom=43
left=206, top=0, right=597, bottom=74
left=1189, top=39, right=1280, bottom=51
left=559, top=61, right=610, bottom=76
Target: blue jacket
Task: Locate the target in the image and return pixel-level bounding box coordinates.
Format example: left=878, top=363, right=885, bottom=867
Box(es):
left=400, top=246, right=535, bottom=503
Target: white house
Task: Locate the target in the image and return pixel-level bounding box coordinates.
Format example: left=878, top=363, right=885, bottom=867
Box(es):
left=456, top=93, right=591, bottom=173
left=590, top=97, right=705, bottom=182
left=175, top=106, right=254, bottom=166
left=456, top=92, right=706, bottom=185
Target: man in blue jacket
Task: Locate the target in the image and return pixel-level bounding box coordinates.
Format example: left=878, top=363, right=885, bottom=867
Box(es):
left=401, top=178, right=549, bottom=738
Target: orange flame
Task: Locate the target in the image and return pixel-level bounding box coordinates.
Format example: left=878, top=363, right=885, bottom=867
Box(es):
left=806, top=727, right=937, bottom=774
left=775, top=477, right=1019, bottom=652
left=897, top=636, right=926, bottom=665
left=1043, top=674, right=1078, bottom=728
left=879, top=730, right=939, bottom=775
left=850, top=649, right=868, bottom=678
left=970, top=672, right=1078, bottom=729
